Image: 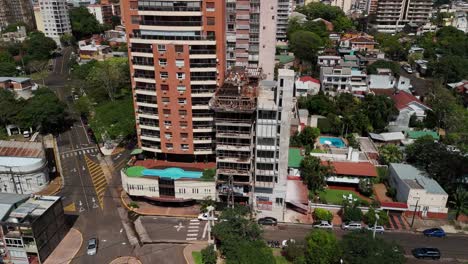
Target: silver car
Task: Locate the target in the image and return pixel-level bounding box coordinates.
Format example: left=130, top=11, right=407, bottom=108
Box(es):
left=87, top=238, right=98, bottom=256
left=313, top=221, right=333, bottom=229
left=366, top=225, right=385, bottom=234
left=341, top=222, right=362, bottom=230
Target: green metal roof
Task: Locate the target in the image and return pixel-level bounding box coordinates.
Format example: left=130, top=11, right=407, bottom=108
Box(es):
left=406, top=130, right=440, bottom=140
left=130, top=149, right=143, bottom=155
left=276, top=55, right=295, bottom=64
left=125, top=166, right=146, bottom=177
left=288, top=148, right=304, bottom=168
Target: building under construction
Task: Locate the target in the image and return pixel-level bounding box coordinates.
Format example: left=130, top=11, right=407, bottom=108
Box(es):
left=209, top=67, right=261, bottom=205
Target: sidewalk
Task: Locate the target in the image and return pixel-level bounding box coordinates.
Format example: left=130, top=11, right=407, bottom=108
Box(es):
left=109, top=256, right=141, bottom=264
left=35, top=176, right=62, bottom=196
left=183, top=242, right=208, bottom=264
left=120, top=192, right=200, bottom=218
left=44, top=228, right=83, bottom=264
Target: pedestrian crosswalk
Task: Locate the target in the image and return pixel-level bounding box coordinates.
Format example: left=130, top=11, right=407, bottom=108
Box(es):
left=61, top=148, right=98, bottom=159
left=186, top=219, right=201, bottom=241
left=84, top=155, right=107, bottom=209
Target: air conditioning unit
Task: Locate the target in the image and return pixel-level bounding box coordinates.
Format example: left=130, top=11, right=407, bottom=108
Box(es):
left=164, top=103, right=168, bottom=106
left=165, top=126, right=170, bottom=129
left=164, top=114, right=169, bottom=117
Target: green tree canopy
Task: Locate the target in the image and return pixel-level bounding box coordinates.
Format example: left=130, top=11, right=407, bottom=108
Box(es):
left=302, top=229, right=341, bottom=264
left=22, top=32, right=57, bottom=62
left=86, top=57, right=130, bottom=102
left=0, top=89, right=24, bottom=126
left=296, top=2, right=347, bottom=22
left=201, top=245, right=217, bottom=264
left=289, top=30, right=323, bottom=63
left=290, top=126, right=320, bottom=149
left=69, top=7, right=103, bottom=39
left=366, top=60, right=400, bottom=75
left=300, top=156, right=332, bottom=194
left=374, top=33, right=409, bottom=60
left=363, top=208, right=390, bottom=226
left=341, top=232, right=405, bottom=264
left=378, top=144, right=403, bottom=165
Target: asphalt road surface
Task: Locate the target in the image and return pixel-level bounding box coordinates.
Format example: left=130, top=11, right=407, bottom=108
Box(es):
left=140, top=216, right=210, bottom=242
left=263, top=224, right=468, bottom=263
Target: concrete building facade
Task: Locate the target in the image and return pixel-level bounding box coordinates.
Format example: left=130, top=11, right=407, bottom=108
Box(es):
left=0, top=0, right=35, bottom=31
left=38, top=0, right=72, bottom=46
left=122, top=0, right=226, bottom=161
left=276, top=0, right=294, bottom=41
left=87, top=4, right=113, bottom=25
left=374, top=0, right=433, bottom=33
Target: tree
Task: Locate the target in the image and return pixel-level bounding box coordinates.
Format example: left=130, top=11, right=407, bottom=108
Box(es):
left=366, top=60, right=400, bottom=75
left=358, top=178, right=373, bottom=197
left=313, top=208, right=333, bottom=222
left=60, top=33, right=77, bottom=47
left=200, top=197, right=216, bottom=213
left=298, top=92, right=335, bottom=116
left=296, top=2, right=347, bottom=22
left=16, top=88, right=69, bottom=134
left=332, top=16, right=354, bottom=32
left=431, top=55, right=468, bottom=83
left=0, top=89, right=24, bottom=127
left=290, top=126, right=320, bottom=148
left=111, top=16, right=121, bottom=28
left=341, top=232, right=405, bottom=264
left=303, top=229, right=341, bottom=264
left=86, top=57, right=130, bottom=102
left=450, top=186, right=468, bottom=219
left=363, top=208, right=390, bottom=226
left=201, top=168, right=216, bottom=181
left=0, top=61, right=17, bottom=76
left=378, top=144, right=403, bottom=165
left=22, top=32, right=57, bottom=62
left=201, top=245, right=217, bottom=264
left=289, top=31, right=323, bottom=63
left=89, top=97, right=135, bottom=142
left=27, top=60, right=49, bottom=85
left=300, top=156, right=332, bottom=195
left=69, top=7, right=102, bottom=39
left=283, top=240, right=305, bottom=263
left=374, top=33, right=408, bottom=60
left=342, top=206, right=363, bottom=222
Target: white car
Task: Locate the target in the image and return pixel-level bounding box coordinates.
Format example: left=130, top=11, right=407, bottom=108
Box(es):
left=367, top=225, right=385, bottom=234
left=341, top=222, right=362, bottom=230
left=313, top=221, right=333, bottom=229
left=282, top=239, right=295, bottom=248
left=86, top=238, right=97, bottom=256
left=198, top=213, right=218, bottom=221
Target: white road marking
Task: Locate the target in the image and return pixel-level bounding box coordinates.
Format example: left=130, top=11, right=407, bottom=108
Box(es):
left=187, top=229, right=199, bottom=233
left=189, top=222, right=200, bottom=225
left=174, top=222, right=185, bottom=232
left=190, top=219, right=199, bottom=222
left=202, top=222, right=208, bottom=239
left=186, top=233, right=198, bottom=237
left=186, top=238, right=197, bottom=241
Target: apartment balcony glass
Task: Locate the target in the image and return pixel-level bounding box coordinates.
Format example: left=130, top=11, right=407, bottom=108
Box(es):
left=140, top=16, right=202, bottom=27
left=137, top=1, right=201, bottom=11
left=131, top=30, right=215, bottom=41
left=137, top=106, right=158, bottom=115
left=190, top=72, right=217, bottom=81
left=131, top=43, right=152, bottom=53
left=190, top=58, right=217, bottom=68
left=136, top=94, right=157, bottom=104
left=132, top=57, right=154, bottom=66
left=134, top=69, right=155, bottom=79
left=139, top=118, right=159, bottom=127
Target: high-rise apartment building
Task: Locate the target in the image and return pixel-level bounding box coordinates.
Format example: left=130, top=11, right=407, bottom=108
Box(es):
left=225, top=0, right=277, bottom=80
left=0, top=0, right=35, bottom=30
left=277, top=0, right=294, bottom=41
left=122, top=0, right=225, bottom=161
left=374, top=0, right=433, bottom=33
left=38, top=0, right=72, bottom=46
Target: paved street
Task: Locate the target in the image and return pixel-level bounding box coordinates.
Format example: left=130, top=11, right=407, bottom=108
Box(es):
left=140, top=216, right=210, bottom=242
left=263, top=224, right=468, bottom=262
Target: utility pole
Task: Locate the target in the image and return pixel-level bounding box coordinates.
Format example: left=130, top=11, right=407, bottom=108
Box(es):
left=207, top=205, right=216, bottom=250
left=373, top=213, right=380, bottom=239
left=410, top=199, right=420, bottom=228
left=227, top=175, right=234, bottom=208
left=6, top=166, right=19, bottom=194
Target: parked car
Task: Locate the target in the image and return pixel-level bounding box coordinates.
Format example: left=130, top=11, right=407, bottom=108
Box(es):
left=423, top=228, right=446, bottom=237
left=282, top=239, right=295, bottom=248
left=412, top=247, right=441, bottom=259
left=197, top=213, right=218, bottom=221
left=86, top=238, right=98, bottom=256
left=366, top=225, right=385, bottom=234
left=258, top=217, right=278, bottom=226
left=402, top=64, right=413, bottom=74
left=313, top=221, right=333, bottom=229
left=341, top=222, right=362, bottom=230
left=22, top=131, right=30, bottom=138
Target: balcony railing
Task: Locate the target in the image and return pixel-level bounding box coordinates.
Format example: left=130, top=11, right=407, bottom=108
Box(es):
left=132, top=33, right=215, bottom=41
left=134, top=74, right=155, bottom=79
left=138, top=6, right=201, bottom=12
left=140, top=20, right=202, bottom=27
left=189, top=49, right=217, bottom=55
left=131, top=47, right=153, bottom=53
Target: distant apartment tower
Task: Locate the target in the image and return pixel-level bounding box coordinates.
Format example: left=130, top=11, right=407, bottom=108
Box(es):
left=277, top=0, right=294, bottom=41
left=122, top=0, right=225, bottom=161
left=225, top=0, right=277, bottom=80
left=38, top=0, right=72, bottom=46
left=330, top=0, right=352, bottom=14
left=375, top=0, right=433, bottom=33
left=0, top=0, right=35, bottom=30
left=87, top=4, right=113, bottom=24
left=33, top=4, right=45, bottom=33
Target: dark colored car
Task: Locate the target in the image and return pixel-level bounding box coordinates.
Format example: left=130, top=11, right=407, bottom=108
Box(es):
left=258, top=217, right=278, bottom=226
left=412, top=247, right=441, bottom=260
left=423, top=228, right=446, bottom=237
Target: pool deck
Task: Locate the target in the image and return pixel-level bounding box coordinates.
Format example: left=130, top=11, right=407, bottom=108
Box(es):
left=317, top=136, right=348, bottom=149
left=134, top=159, right=216, bottom=171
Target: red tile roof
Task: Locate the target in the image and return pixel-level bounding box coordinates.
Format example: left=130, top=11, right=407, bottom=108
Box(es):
left=391, top=91, right=429, bottom=111
left=322, top=161, right=378, bottom=177
left=298, top=76, right=320, bottom=84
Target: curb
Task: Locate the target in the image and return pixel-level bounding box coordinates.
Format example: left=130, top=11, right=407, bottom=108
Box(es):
left=66, top=228, right=83, bottom=264
left=119, top=191, right=199, bottom=219
left=109, top=256, right=142, bottom=264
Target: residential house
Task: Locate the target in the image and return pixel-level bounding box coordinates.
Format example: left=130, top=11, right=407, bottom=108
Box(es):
left=389, top=163, right=449, bottom=218
left=368, top=71, right=412, bottom=95
left=78, top=41, right=112, bottom=61
left=312, top=18, right=334, bottom=31
left=340, top=33, right=377, bottom=51
left=320, top=66, right=368, bottom=95
left=295, top=76, right=320, bottom=96
left=452, top=11, right=468, bottom=33
left=1, top=26, right=27, bottom=43
left=447, top=80, right=468, bottom=106
left=324, top=161, right=378, bottom=185
left=369, top=132, right=405, bottom=145
left=317, top=55, right=341, bottom=67
left=388, top=91, right=431, bottom=132
left=0, top=77, right=38, bottom=99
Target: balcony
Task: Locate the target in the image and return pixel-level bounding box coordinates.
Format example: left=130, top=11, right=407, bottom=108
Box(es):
left=141, top=20, right=203, bottom=27
left=137, top=6, right=201, bottom=12
left=217, top=143, right=251, bottom=152
left=189, top=49, right=217, bottom=55
left=131, top=47, right=153, bottom=53
left=131, top=33, right=215, bottom=42
left=140, top=134, right=161, bottom=142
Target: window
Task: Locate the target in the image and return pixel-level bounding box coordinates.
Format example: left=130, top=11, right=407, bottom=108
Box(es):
left=162, top=97, right=170, bottom=103
left=158, top=44, right=166, bottom=52
left=131, top=15, right=139, bottom=24
left=177, top=85, right=186, bottom=92
left=180, top=121, right=188, bottom=128
left=181, top=133, right=188, bottom=139
left=179, top=110, right=187, bottom=116
left=192, top=188, right=199, bottom=194
left=161, top=84, right=169, bottom=91
left=176, top=73, right=185, bottom=80
left=176, top=60, right=184, bottom=67
left=160, top=72, right=168, bottom=79
left=163, top=109, right=171, bottom=115
left=178, top=98, right=187, bottom=104
left=181, top=144, right=189, bottom=150
left=164, top=120, right=172, bottom=126
left=175, top=45, right=184, bottom=53
left=149, top=187, right=156, bottom=192
left=166, top=143, right=173, bottom=149
left=275, top=197, right=283, bottom=206
left=165, top=132, right=172, bottom=139
left=206, top=2, right=215, bottom=11
left=159, top=59, right=167, bottom=66
left=207, top=17, right=215, bottom=25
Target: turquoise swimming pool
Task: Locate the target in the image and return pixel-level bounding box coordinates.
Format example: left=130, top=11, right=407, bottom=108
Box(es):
left=319, top=137, right=346, bottom=148
left=142, top=167, right=202, bottom=180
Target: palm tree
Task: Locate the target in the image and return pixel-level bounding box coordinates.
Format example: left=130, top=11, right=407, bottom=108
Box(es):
left=450, top=186, right=468, bottom=219
left=378, top=144, right=403, bottom=165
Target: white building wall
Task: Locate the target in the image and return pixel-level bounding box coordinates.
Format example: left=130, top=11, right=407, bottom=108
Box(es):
left=38, top=0, right=71, bottom=46
left=330, top=0, right=353, bottom=13
left=174, top=180, right=216, bottom=200
left=87, top=6, right=104, bottom=24
left=0, top=158, right=48, bottom=194
left=121, top=171, right=160, bottom=197
left=259, top=0, right=278, bottom=81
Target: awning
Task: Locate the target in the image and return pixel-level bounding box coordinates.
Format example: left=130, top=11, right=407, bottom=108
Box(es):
left=130, top=149, right=143, bottom=155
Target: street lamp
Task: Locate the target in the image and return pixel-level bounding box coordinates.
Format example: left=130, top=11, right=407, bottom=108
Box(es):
left=206, top=205, right=216, bottom=250
left=373, top=213, right=380, bottom=239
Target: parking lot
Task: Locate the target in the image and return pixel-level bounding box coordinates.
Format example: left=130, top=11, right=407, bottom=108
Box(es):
left=140, top=216, right=209, bottom=242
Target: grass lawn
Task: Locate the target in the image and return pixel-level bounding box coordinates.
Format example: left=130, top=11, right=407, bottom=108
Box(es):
left=275, top=255, right=290, bottom=264
left=317, top=189, right=363, bottom=205
left=192, top=251, right=202, bottom=264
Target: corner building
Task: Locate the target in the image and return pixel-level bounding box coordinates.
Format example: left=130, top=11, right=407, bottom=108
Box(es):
left=122, top=0, right=226, bottom=162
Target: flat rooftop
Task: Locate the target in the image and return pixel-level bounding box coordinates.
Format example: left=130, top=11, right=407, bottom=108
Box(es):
left=125, top=166, right=203, bottom=180
left=0, top=140, right=44, bottom=159
left=4, top=195, right=60, bottom=223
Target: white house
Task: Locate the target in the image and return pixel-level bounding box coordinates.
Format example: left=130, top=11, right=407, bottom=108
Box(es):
left=388, top=91, right=431, bottom=132
left=295, top=76, right=320, bottom=96
left=389, top=163, right=448, bottom=216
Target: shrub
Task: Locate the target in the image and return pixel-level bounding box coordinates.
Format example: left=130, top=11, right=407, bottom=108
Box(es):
left=360, top=200, right=370, bottom=207
left=283, top=241, right=305, bottom=262
left=128, top=202, right=139, bottom=209
left=313, top=208, right=333, bottom=222
left=386, top=187, right=397, bottom=199
left=342, top=206, right=363, bottom=222
left=201, top=245, right=216, bottom=264
left=364, top=208, right=390, bottom=226
left=358, top=179, right=374, bottom=197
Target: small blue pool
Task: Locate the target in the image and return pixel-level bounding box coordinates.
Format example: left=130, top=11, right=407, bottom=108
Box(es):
left=319, top=137, right=346, bottom=148
left=142, top=167, right=202, bottom=180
